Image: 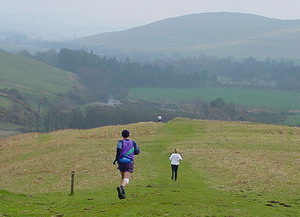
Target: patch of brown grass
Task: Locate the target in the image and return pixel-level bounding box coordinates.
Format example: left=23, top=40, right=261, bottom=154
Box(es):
left=0, top=122, right=161, bottom=193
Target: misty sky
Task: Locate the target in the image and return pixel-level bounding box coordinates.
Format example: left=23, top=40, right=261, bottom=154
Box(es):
left=1, top=0, right=300, bottom=40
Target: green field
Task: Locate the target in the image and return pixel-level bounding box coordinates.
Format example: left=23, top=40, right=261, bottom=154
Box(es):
left=129, top=87, right=300, bottom=111
left=285, top=113, right=300, bottom=126
left=1, top=118, right=299, bottom=216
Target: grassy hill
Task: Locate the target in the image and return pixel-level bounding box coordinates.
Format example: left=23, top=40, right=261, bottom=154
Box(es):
left=0, top=118, right=299, bottom=216
left=73, top=12, right=300, bottom=60
left=0, top=50, right=83, bottom=136
left=0, top=50, right=79, bottom=103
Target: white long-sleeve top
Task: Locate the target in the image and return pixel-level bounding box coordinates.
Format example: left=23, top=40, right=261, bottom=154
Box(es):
left=169, top=153, right=182, bottom=165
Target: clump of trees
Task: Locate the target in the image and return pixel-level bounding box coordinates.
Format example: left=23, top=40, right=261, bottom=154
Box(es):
left=0, top=88, right=90, bottom=132
left=0, top=88, right=34, bottom=127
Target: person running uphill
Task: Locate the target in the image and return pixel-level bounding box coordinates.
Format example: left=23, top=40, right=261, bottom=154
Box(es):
left=169, top=149, right=182, bottom=181
left=113, top=130, right=140, bottom=199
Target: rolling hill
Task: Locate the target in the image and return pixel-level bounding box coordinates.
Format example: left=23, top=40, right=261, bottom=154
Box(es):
left=73, top=12, right=300, bottom=60
left=0, top=50, right=80, bottom=101
left=0, top=50, right=83, bottom=136
left=0, top=118, right=299, bottom=216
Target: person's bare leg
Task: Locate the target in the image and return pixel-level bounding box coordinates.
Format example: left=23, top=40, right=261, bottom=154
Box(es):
left=117, top=172, right=131, bottom=198
left=121, top=172, right=131, bottom=187
left=120, top=172, right=125, bottom=185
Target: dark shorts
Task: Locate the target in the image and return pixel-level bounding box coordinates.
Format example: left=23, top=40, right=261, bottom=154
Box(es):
left=118, top=162, right=134, bottom=173
left=171, top=164, right=179, bottom=172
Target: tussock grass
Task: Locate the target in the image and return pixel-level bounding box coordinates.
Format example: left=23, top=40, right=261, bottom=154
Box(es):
left=0, top=122, right=161, bottom=193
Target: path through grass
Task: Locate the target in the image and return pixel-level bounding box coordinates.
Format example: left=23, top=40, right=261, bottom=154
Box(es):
left=1, top=119, right=299, bottom=216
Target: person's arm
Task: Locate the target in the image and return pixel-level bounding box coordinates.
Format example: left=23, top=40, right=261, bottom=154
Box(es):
left=179, top=154, right=183, bottom=160
left=113, top=148, right=122, bottom=164
left=169, top=154, right=173, bottom=161
left=113, top=141, right=123, bottom=164
left=133, top=141, right=140, bottom=155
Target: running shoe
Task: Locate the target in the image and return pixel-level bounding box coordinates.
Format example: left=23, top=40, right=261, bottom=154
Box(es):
left=121, top=185, right=126, bottom=199
left=117, top=186, right=125, bottom=199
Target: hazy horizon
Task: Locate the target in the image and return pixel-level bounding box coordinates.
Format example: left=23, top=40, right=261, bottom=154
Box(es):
left=1, top=0, right=300, bottom=40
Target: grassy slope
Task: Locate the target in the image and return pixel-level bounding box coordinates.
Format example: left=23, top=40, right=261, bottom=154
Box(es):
left=0, top=118, right=299, bottom=216
left=0, top=50, right=82, bottom=137
left=0, top=50, right=78, bottom=104
left=75, top=12, right=300, bottom=60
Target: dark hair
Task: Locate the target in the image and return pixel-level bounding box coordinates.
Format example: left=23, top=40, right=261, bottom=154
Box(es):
left=121, top=130, right=130, bottom=138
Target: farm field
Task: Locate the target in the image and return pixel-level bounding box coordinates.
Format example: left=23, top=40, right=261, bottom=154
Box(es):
left=285, top=113, right=300, bottom=126
left=1, top=118, right=299, bottom=216
left=129, top=87, right=300, bottom=111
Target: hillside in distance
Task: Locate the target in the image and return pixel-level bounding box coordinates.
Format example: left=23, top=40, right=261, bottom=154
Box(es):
left=0, top=50, right=84, bottom=136
left=74, top=12, right=300, bottom=59
left=0, top=50, right=80, bottom=101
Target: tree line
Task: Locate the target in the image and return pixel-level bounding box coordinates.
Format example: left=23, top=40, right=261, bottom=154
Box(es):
left=20, top=49, right=300, bottom=93
left=0, top=87, right=286, bottom=133
left=38, top=97, right=286, bottom=132
left=152, top=56, right=299, bottom=90
left=10, top=48, right=296, bottom=132
left=20, top=49, right=218, bottom=102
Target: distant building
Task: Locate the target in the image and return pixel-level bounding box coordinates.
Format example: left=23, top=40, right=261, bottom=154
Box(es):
left=107, top=96, right=121, bottom=105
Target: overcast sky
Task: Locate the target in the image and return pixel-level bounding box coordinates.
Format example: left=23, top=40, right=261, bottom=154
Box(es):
left=1, top=0, right=300, bottom=40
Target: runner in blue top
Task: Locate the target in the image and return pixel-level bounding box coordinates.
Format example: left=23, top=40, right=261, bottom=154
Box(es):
left=113, top=130, right=140, bottom=199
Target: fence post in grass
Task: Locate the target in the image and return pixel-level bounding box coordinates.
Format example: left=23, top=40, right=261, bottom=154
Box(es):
left=70, top=171, right=75, bottom=195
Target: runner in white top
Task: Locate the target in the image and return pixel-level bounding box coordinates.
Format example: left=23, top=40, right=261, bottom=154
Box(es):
left=169, top=149, right=182, bottom=181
